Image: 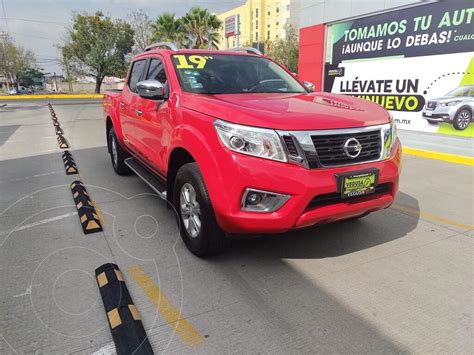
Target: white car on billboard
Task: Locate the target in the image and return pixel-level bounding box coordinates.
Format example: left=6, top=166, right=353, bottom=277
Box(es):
left=422, top=85, right=474, bottom=130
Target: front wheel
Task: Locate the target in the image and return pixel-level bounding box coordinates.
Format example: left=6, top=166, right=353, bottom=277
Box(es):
left=453, top=109, right=471, bottom=130
left=108, top=127, right=131, bottom=175
left=427, top=119, right=439, bottom=125
left=173, top=163, right=230, bottom=257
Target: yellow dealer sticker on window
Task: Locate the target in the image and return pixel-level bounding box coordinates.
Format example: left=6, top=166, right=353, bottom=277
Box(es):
left=174, top=55, right=214, bottom=69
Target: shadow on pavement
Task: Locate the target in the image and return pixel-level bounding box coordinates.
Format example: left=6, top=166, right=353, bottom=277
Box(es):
left=0, top=146, right=415, bottom=353
left=0, top=125, right=20, bottom=147
left=226, top=191, right=419, bottom=259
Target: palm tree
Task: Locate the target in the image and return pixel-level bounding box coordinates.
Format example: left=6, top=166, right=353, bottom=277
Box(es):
left=151, top=13, right=185, bottom=46
left=180, top=7, right=222, bottom=49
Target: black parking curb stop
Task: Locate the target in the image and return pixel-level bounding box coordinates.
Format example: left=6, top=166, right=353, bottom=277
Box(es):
left=95, top=263, right=154, bottom=355
left=57, top=135, right=69, bottom=149
left=70, top=180, right=102, bottom=234
left=55, top=126, right=64, bottom=135
left=62, top=151, right=78, bottom=175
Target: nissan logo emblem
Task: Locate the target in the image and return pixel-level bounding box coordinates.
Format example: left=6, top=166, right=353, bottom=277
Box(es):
left=343, top=137, right=362, bottom=158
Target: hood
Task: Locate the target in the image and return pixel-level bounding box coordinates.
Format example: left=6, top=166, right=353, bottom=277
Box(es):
left=180, top=92, right=390, bottom=130
left=428, top=96, right=468, bottom=103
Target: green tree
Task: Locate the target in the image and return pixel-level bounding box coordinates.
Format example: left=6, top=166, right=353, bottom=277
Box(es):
left=264, top=24, right=299, bottom=73
left=61, top=45, right=74, bottom=92
left=150, top=12, right=185, bottom=47
left=18, top=67, right=45, bottom=87
left=180, top=7, right=222, bottom=49
left=0, top=40, right=36, bottom=90
left=60, top=11, right=134, bottom=93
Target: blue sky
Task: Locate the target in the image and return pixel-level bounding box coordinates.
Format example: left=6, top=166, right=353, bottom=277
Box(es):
left=0, top=0, right=244, bottom=74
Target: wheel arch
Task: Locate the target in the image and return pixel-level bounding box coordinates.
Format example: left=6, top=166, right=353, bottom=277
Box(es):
left=455, top=105, right=472, bottom=116
left=106, top=116, right=113, bottom=153
left=167, top=147, right=196, bottom=204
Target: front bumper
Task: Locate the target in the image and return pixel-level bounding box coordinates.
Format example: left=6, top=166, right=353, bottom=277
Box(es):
left=422, top=105, right=457, bottom=122
left=210, top=139, right=402, bottom=234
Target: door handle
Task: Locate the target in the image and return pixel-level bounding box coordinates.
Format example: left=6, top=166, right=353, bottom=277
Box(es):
left=119, top=102, right=125, bottom=109
left=135, top=110, right=143, bottom=117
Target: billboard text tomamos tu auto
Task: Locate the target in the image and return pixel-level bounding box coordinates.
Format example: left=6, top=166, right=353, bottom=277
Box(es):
left=341, top=7, right=474, bottom=55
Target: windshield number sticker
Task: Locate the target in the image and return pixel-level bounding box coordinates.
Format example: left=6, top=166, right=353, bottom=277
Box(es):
left=174, top=55, right=213, bottom=69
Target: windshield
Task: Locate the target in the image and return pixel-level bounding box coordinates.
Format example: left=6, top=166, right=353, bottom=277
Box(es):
left=171, top=54, right=305, bottom=94
left=446, top=86, right=474, bottom=97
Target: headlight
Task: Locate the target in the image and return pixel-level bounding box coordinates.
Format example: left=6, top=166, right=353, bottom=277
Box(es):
left=382, top=114, right=397, bottom=159
left=214, top=119, right=287, bottom=162
left=440, top=100, right=461, bottom=106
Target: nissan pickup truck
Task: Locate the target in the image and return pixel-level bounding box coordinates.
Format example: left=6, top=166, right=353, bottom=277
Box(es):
left=103, top=44, right=402, bottom=257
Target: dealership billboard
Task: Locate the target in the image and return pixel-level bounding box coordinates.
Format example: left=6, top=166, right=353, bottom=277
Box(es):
left=324, top=0, right=474, bottom=137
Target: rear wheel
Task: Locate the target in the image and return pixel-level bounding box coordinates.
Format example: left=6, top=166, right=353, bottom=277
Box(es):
left=173, top=163, right=230, bottom=257
left=108, top=127, right=131, bottom=175
left=453, top=109, right=471, bottom=130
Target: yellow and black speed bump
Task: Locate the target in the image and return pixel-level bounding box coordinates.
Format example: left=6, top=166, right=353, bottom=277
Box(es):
left=62, top=151, right=78, bottom=175
left=95, top=263, right=154, bottom=355
left=55, top=126, right=64, bottom=135
left=70, top=180, right=102, bottom=234
left=57, top=134, right=69, bottom=149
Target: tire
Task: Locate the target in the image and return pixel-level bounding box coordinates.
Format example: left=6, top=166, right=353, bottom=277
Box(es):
left=453, top=108, right=471, bottom=131
left=173, top=163, right=230, bottom=257
left=108, top=127, right=131, bottom=175
left=427, top=119, right=439, bottom=125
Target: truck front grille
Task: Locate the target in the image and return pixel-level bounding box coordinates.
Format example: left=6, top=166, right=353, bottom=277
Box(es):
left=311, top=131, right=382, bottom=167
left=282, top=136, right=299, bottom=156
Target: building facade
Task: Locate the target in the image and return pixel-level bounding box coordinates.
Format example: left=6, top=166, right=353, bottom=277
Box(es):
left=217, top=0, right=301, bottom=49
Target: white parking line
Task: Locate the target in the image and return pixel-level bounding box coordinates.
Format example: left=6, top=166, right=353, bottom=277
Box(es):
left=0, top=212, right=77, bottom=236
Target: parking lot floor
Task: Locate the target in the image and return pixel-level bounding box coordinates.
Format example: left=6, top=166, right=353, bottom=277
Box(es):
left=0, top=101, right=472, bottom=353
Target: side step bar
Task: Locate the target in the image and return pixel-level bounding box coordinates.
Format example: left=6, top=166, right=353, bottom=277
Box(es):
left=125, top=157, right=167, bottom=199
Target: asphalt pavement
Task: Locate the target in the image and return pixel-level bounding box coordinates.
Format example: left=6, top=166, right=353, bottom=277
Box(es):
left=0, top=99, right=472, bottom=354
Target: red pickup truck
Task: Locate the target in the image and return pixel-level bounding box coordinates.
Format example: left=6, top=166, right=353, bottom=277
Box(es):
left=103, top=44, right=401, bottom=257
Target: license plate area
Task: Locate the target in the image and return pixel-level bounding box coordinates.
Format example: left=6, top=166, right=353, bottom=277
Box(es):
left=336, top=169, right=379, bottom=199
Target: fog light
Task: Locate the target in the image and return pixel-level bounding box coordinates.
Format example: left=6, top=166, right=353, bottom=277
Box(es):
left=246, top=192, right=263, bottom=205
left=241, top=188, right=290, bottom=212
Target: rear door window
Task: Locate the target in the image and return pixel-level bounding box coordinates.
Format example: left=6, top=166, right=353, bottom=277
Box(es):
left=128, top=59, right=146, bottom=93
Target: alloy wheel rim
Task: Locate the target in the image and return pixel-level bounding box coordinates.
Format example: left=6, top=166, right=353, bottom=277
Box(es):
left=458, top=111, right=470, bottom=129
left=111, top=137, right=118, bottom=167
left=180, top=183, right=201, bottom=238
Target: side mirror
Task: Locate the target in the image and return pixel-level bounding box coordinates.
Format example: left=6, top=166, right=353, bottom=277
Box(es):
left=136, top=80, right=165, bottom=100
left=303, top=81, right=315, bottom=92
